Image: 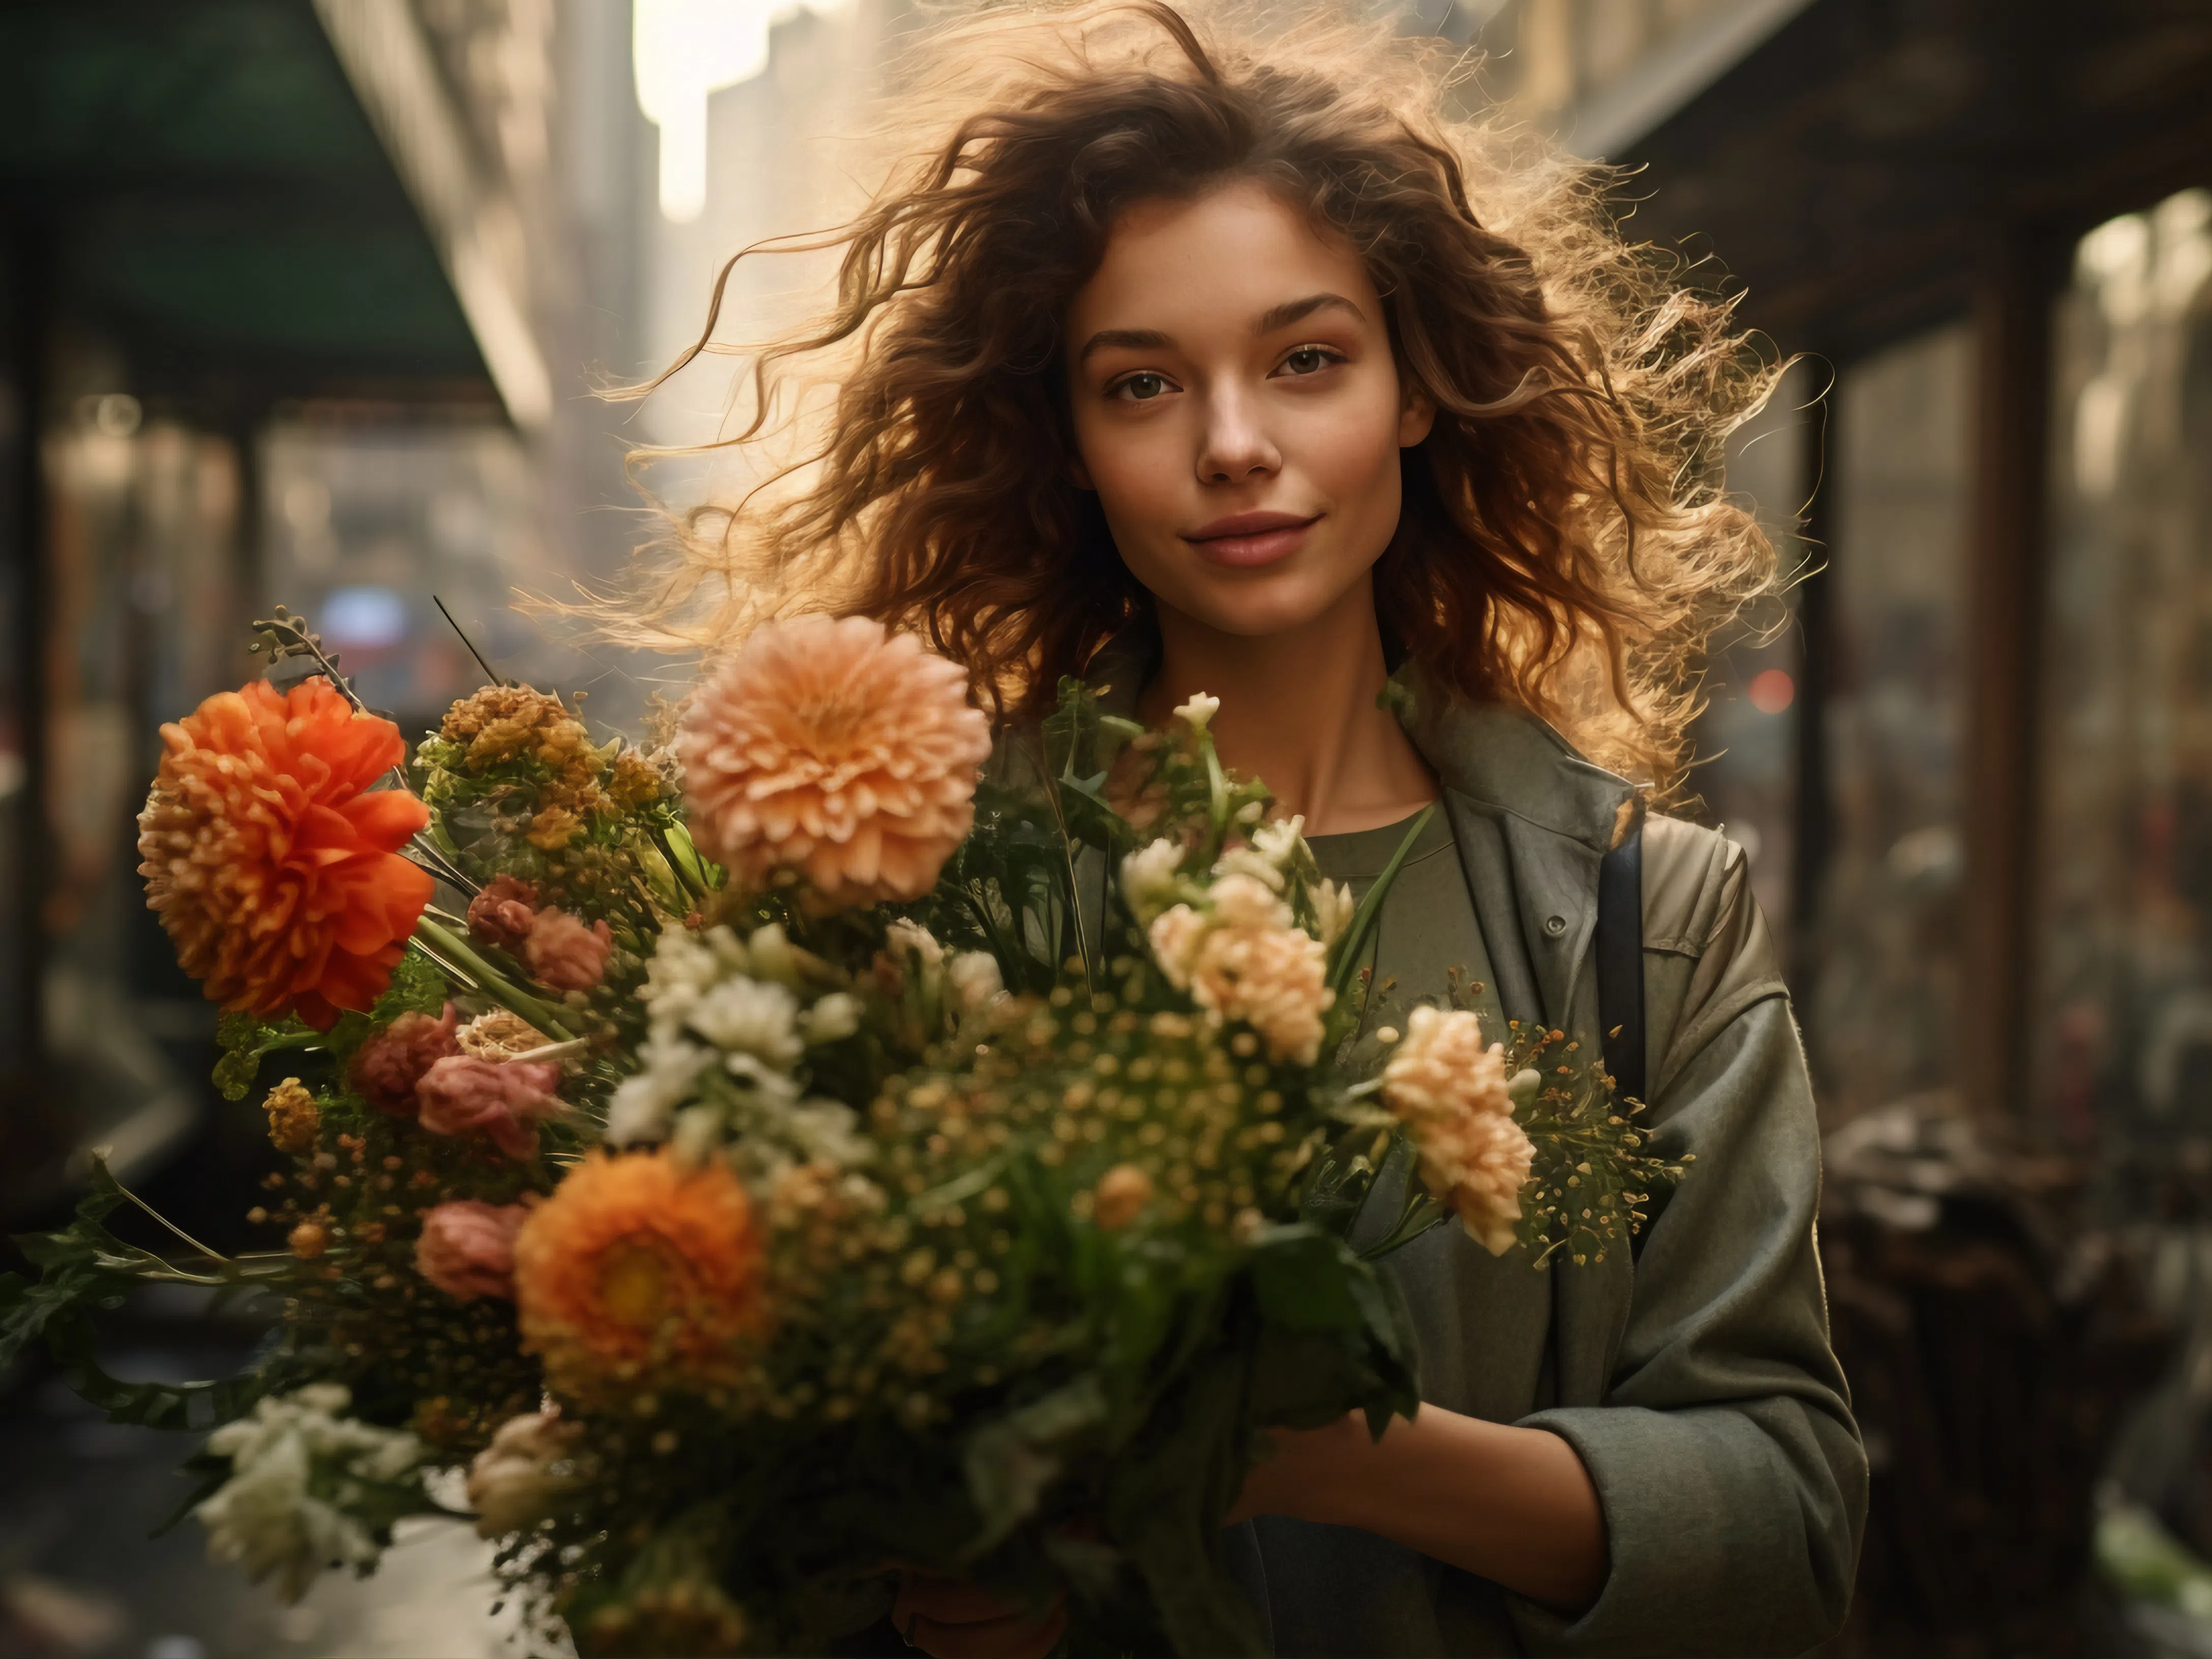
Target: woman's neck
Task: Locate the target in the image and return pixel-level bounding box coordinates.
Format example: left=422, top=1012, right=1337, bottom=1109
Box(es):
left=1135, top=581, right=1438, bottom=836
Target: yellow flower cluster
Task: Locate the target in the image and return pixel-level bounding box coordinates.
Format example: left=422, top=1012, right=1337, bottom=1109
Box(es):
left=437, top=684, right=612, bottom=844
left=261, top=1077, right=321, bottom=1155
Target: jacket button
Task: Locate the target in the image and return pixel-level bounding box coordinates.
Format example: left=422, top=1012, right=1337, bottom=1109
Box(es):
left=1544, top=914, right=1568, bottom=936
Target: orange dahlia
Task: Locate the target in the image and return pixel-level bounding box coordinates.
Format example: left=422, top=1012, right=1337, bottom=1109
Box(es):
left=136, top=678, right=433, bottom=1029
left=674, top=615, right=993, bottom=910
left=512, top=1151, right=767, bottom=1399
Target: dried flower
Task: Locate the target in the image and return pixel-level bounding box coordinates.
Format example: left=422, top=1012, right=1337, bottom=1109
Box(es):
left=1381, top=1006, right=1534, bottom=1255
left=136, top=678, right=432, bottom=1028
left=527, top=805, right=582, bottom=852
left=262, top=1079, right=320, bottom=1155
left=525, top=907, right=613, bottom=992
left=349, top=1005, right=461, bottom=1117
left=288, top=1220, right=329, bottom=1259
left=674, top=615, right=992, bottom=910
left=467, top=1410, right=583, bottom=1538
left=456, top=1008, right=552, bottom=1062
left=414, top=1199, right=534, bottom=1302
left=512, top=1150, right=767, bottom=1398
left=415, top=1056, right=565, bottom=1159
left=467, top=875, right=540, bottom=953
left=1093, top=1164, right=1153, bottom=1230
left=606, top=747, right=667, bottom=811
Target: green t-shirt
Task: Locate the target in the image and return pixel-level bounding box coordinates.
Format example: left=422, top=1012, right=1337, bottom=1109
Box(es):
left=1307, top=805, right=1507, bottom=1050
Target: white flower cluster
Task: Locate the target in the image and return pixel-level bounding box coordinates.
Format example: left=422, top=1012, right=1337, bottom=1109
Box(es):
left=1120, top=815, right=1355, bottom=947
left=195, top=1384, right=425, bottom=1603
left=605, top=922, right=870, bottom=1173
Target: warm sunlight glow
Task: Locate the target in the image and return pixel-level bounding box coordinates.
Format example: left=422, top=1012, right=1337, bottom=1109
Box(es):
left=632, top=0, right=848, bottom=223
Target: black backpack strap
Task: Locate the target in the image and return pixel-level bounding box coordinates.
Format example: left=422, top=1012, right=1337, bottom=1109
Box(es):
left=1595, top=804, right=1646, bottom=1105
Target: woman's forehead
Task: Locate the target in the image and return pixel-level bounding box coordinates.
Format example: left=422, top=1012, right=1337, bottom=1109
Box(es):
left=1066, top=181, right=1378, bottom=348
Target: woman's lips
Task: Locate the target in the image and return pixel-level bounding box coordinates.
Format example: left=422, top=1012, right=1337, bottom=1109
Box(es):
left=1181, top=511, right=1320, bottom=569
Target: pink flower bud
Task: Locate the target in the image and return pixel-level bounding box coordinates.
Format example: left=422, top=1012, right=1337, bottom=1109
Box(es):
left=415, top=1199, right=533, bottom=1302
left=524, top=908, right=613, bottom=993
left=467, top=875, right=540, bottom=953
left=415, top=1056, right=565, bottom=1159
left=349, top=1004, right=460, bottom=1118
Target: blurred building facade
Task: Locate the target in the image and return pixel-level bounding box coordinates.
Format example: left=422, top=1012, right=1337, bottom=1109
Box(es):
left=0, top=0, right=656, bottom=1222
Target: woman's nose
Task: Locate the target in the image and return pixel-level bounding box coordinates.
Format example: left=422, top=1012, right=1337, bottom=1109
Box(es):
left=1195, top=388, right=1281, bottom=484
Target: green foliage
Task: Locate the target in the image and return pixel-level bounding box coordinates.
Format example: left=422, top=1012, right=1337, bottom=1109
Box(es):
left=1, top=1158, right=301, bottom=1433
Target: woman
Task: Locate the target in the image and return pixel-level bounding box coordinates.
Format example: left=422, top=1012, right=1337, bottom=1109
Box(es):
left=630, top=5, right=1864, bottom=1654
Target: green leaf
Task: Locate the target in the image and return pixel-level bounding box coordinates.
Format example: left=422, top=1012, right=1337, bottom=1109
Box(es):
left=962, top=1375, right=1109, bottom=1552
left=1246, top=1224, right=1367, bottom=1333
left=1101, top=1349, right=1269, bottom=1658
left=212, top=1011, right=322, bottom=1101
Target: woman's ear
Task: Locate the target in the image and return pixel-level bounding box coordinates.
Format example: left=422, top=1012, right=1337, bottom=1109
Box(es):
left=1398, top=386, right=1437, bottom=448
left=1065, top=452, right=1096, bottom=491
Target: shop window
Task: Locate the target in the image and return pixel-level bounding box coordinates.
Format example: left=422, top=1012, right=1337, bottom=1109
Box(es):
left=1808, top=322, right=1974, bottom=1124
left=1687, top=359, right=1815, bottom=963
left=2034, top=189, right=2212, bottom=1147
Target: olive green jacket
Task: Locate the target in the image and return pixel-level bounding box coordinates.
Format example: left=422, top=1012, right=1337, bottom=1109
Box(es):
left=1076, top=636, right=1865, bottom=1656
left=1368, top=683, right=1867, bottom=1657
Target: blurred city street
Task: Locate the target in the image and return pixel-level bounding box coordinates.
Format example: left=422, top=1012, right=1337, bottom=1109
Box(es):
left=7, top=1, right=2212, bottom=1655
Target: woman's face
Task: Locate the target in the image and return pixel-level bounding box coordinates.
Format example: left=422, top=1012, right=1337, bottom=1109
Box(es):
left=1063, top=179, right=1433, bottom=639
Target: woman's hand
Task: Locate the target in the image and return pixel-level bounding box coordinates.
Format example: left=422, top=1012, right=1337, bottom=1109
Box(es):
left=890, top=1571, right=1067, bottom=1659
left=1223, top=1407, right=1610, bottom=1615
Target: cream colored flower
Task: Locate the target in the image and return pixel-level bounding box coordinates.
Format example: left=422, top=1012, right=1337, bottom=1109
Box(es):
left=1210, top=872, right=1292, bottom=930
left=1212, top=845, right=1287, bottom=893
left=1380, top=1006, right=1533, bottom=1256
left=1120, top=837, right=1187, bottom=923
left=885, top=917, right=944, bottom=967
left=1312, top=878, right=1357, bottom=947
left=1148, top=873, right=1331, bottom=1063
left=947, top=951, right=1004, bottom=1014
left=1148, top=905, right=1209, bottom=989
left=467, top=1410, right=584, bottom=1538
left=1182, top=919, right=1333, bottom=1065
left=1173, top=692, right=1220, bottom=731
left=675, top=616, right=992, bottom=910
left=802, top=991, right=863, bottom=1043
left=1250, top=815, right=1305, bottom=865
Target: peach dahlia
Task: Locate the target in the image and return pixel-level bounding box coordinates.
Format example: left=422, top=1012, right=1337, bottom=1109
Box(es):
left=673, top=615, right=992, bottom=910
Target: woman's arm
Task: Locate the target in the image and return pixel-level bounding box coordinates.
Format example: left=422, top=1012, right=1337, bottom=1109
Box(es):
left=1224, top=1407, right=1608, bottom=1612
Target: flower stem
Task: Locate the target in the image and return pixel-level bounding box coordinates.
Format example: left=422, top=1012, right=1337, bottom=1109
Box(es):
left=96, top=1156, right=229, bottom=1264
left=1326, top=804, right=1435, bottom=1002
left=412, top=916, right=577, bottom=1040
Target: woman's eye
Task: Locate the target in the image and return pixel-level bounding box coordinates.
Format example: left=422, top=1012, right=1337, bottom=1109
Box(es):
left=1114, top=373, right=1170, bottom=402
left=1280, top=346, right=1336, bottom=376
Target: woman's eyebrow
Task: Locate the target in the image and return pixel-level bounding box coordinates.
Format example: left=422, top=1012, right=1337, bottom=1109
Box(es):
left=1254, top=292, right=1365, bottom=332
left=1077, top=327, right=1174, bottom=364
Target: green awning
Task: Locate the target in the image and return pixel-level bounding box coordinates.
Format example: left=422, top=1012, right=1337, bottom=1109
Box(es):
left=0, top=0, right=489, bottom=393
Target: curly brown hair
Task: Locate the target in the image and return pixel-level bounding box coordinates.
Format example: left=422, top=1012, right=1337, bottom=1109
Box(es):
left=611, top=1, right=1781, bottom=793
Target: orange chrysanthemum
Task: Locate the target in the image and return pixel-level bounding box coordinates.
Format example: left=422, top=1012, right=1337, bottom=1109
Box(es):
left=136, top=678, right=433, bottom=1029
left=674, top=616, right=992, bottom=910
left=512, top=1151, right=767, bottom=1399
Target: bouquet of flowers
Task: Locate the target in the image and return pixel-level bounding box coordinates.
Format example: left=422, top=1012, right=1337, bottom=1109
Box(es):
left=1, top=607, right=1681, bottom=1657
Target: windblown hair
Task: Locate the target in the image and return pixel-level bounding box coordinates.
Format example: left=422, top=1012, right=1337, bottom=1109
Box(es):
left=613, top=1, right=1782, bottom=795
